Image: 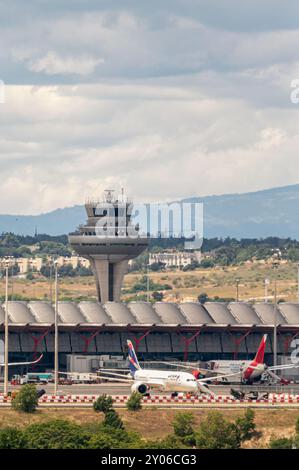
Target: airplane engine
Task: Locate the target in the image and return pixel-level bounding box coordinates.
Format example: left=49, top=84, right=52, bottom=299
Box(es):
left=131, top=382, right=149, bottom=395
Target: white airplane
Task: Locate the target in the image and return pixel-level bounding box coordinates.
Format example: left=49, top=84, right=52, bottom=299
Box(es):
left=98, top=340, right=242, bottom=396
left=127, top=339, right=199, bottom=395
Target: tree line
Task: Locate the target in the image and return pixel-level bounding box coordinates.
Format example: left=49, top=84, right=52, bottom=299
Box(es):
left=1, top=385, right=260, bottom=449
left=2, top=232, right=299, bottom=267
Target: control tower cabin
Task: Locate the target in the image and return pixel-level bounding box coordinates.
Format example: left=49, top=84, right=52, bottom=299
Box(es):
left=68, top=190, right=149, bottom=302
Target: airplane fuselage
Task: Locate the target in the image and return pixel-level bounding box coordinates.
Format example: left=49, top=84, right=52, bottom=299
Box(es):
left=208, top=360, right=266, bottom=383
left=134, top=369, right=198, bottom=393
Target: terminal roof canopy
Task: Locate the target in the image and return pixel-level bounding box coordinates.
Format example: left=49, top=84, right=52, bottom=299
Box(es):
left=127, top=302, right=162, bottom=324
left=178, top=303, right=215, bottom=324
left=153, top=302, right=187, bottom=325
left=228, top=302, right=261, bottom=324
left=253, top=303, right=287, bottom=325
left=1, top=301, right=299, bottom=327
left=204, top=302, right=237, bottom=324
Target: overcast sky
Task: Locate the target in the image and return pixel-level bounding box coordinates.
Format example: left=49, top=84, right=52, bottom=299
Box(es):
left=1, top=0, right=299, bottom=214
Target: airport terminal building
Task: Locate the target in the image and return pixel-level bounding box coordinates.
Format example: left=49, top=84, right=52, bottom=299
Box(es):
left=1, top=300, right=299, bottom=375
left=2, top=193, right=299, bottom=376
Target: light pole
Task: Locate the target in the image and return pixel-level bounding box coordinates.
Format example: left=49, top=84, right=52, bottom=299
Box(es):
left=272, top=250, right=281, bottom=367
left=146, top=264, right=150, bottom=303
left=11, top=263, right=14, bottom=300
left=49, top=258, right=53, bottom=304
left=54, top=260, right=59, bottom=395
left=297, top=263, right=299, bottom=303
left=4, top=258, right=10, bottom=395
left=264, top=278, right=270, bottom=303
left=236, top=278, right=240, bottom=302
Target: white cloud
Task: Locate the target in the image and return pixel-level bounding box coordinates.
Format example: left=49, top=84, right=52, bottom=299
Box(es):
left=256, top=128, right=288, bottom=151
left=0, top=2, right=298, bottom=214
left=0, top=82, right=299, bottom=215
left=28, top=51, right=104, bottom=76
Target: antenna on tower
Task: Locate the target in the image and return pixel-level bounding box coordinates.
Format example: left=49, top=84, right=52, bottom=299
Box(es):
left=104, top=189, right=115, bottom=203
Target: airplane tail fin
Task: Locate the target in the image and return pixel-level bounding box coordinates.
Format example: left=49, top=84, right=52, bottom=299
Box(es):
left=254, top=334, right=267, bottom=364
left=127, top=340, right=141, bottom=376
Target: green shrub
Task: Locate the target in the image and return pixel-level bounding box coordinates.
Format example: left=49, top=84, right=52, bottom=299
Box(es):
left=198, top=293, right=208, bottom=304
left=173, top=412, right=196, bottom=446
left=0, top=427, right=27, bottom=449
left=126, top=392, right=143, bottom=411
left=143, top=434, right=187, bottom=449
left=12, top=384, right=38, bottom=413
left=104, top=410, right=124, bottom=429
left=173, top=412, right=195, bottom=437
left=195, top=412, right=241, bottom=449
left=89, top=427, right=141, bottom=449
left=23, top=419, right=90, bottom=449
left=269, top=437, right=294, bottom=449
left=235, top=408, right=256, bottom=441
left=88, top=433, right=117, bottom=449
left=93, top=394, right=114, bottom=413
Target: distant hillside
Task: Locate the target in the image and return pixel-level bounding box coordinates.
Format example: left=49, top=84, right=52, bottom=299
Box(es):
left=183, top=184, right=299, bottom=239
left=0, top=184, right=298, bottom=238
left=0, top=205, right=86, bottom=236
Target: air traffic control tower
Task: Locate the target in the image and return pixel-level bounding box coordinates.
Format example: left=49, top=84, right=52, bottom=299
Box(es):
left=68, top=190, right=149, bottom=302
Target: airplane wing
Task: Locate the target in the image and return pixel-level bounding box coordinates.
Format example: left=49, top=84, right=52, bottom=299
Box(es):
left=0, top=354, right=43, bottom=367
left=157, top=361, right=226, bottom=376
left=157, top=361, right=203, bottom=371
left=198, top=370, right=243, bottom=383
left=97, top=375, right=134, bottom=384
left=268, top=363, right=299, bottom=371
left=98, top=370, right=132, bottom=380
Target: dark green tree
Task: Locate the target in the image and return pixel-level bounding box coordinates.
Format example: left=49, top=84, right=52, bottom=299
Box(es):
left=23, top=419, right=90, bottom=449
left=198, top=292, right=208, bottom=304
left=126, top=392, right=143, bottom=411
left=93, top=394, right=114, bottom=413
left=88, top=427, right=141, bottom=449
left=0, top=427, right=27, bottom=449
left=12, top=384, right=38, bottom=413
left=173, top=412, right=196, bottom=446
left=195, top=412, right=241, bottom=449
left=152, top=291, right=163, bottom=301
left=235, top=408, right=256, bottom=441
left=149, top=262, right=166, bottom=272
left=104, top=411, right=124, bottom=430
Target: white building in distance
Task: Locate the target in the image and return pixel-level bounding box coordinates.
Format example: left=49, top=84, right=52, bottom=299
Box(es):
left=149, top=251, right=201, bottom=269
left=1, top=256, right=90, bottom=275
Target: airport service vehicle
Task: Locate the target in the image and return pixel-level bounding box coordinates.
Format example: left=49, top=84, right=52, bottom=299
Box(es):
left=66, top=372, right=99, bottom=384
left=168, top=335, right=298, bottom=385
left=98, top=340, right=239, bottom=396
left=230, top=389, right=269, bottom=401
left=11, top=372, right=53, bottom=385
left=57, top=371, right=101, bottom=384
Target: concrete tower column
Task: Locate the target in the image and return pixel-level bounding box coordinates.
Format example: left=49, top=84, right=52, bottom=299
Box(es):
left=113, top=260, right=129, bottom=301
left=89, top=258, right=129, bottom=303
left=91, top=258, right=109, bottom=303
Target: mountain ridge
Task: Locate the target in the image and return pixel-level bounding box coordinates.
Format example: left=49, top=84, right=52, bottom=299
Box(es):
left=1, top=184, right=298, bottom=239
